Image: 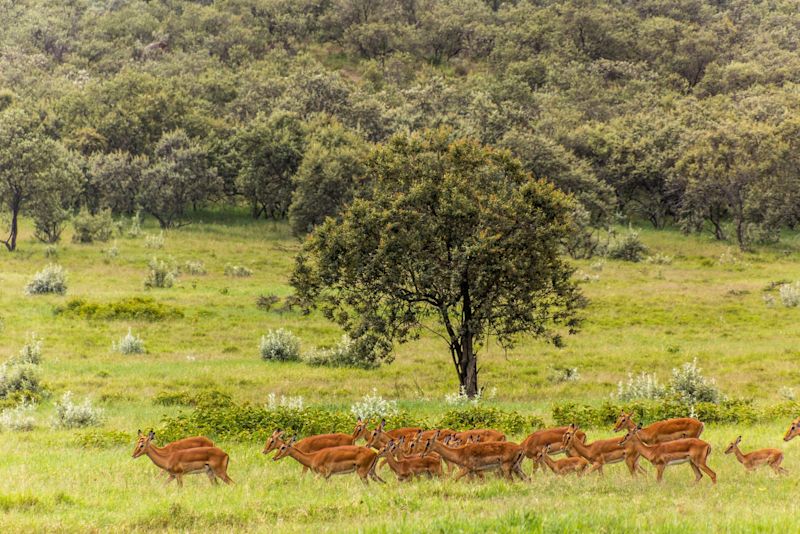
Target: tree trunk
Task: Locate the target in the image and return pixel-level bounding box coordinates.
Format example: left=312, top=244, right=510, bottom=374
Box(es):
left=3, top=204, right=19, bottom=251
left=459, top=272, right=479, bottom=398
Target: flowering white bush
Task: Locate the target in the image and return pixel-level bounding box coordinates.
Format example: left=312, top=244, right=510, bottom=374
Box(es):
left=15, top=332, right=42, bottom=365
left=266, top=393, right=304, bottom=410
left=144, top=257, right=176, bottom=289
left=25, top=264, right=67, bottom=295
left=443, top=386, right=497, bottom=406
left=548, top=366, right=581, bottom=384
left=350, top=388, right=398, bottom=420
left=779, top=386, right=796, bottom=401
left=303, top=335, right=381, bottom=369
left=51, top=391, right=103, bottom=428
left=616, top=372, right=666, bottom=401
left=0, top=402, right=36, bottom=431
left=670, top=358, right=722, bottom=404
left=225, top=264, right=253, bottom=277
left=259, top=329, right=301, bottom=362
left=144, top=231, right=165, bottom=249
left=113, top=329, right=146, bottom=355
left=183, top=260, right=207, bottom=275
left=779, top=282, right=800, bottom=307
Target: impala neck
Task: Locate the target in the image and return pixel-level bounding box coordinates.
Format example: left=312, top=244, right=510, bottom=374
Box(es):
left=540, top=454, right=558, bottom=473
left=144, top=441, right=173, bottom=470
left=732, top=445, right=747, bottom=464
left=628, top=433, right=656, bottom=461
left=286, top=447, right=317, bottom=469
left=431, top=440, right=465, bottom=463
left=567, top=436, right=592, bottom=458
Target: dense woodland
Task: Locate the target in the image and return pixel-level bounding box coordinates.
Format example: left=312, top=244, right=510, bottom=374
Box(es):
left=2, top=0, right=800, bottom=252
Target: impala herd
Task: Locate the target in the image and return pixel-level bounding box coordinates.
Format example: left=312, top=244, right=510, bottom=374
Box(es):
left=132, top=412, right=800, bottom=487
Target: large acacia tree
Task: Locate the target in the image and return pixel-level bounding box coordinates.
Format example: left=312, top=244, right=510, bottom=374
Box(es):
left=292, top=129, right=585, bottom=397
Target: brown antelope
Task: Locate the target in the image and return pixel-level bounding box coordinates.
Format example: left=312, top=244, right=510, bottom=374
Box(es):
left=521, top=426, right=588, bottom=472
left=563, top=424, right=645, bottom=476
left=262, top=419, right=370, bottom=474
left=422, top=430, right=528, bottom=481
left=273, top=435, right=386, bottom=484
left=132, top=430, right=233, bottom=486
left=382, top=439, right=443, bottom=481
left=619, top=424, right=716, bottom=484
left=613, top=412, right=704, bottom=442
left=144, top=433, right=214, bottom=479
left=535, top=444, right=589, bottom=476
left=783, top=417, right=800, bottom=441
left=725, top=436, right=787, bottom=475
left=453, top=429, right=505, bottom=443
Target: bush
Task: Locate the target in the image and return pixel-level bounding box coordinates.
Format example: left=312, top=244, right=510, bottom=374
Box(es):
left=113, top=329, right=146, bottom=355
left=54, top=297, right=183, bottom=321
left=25, top=264, right=67, bottom=295
left=607, top=231, right=648, bottom=262
left=779, top=282, right=800, bottom=307
left=103, top=241, right=119, bottom=261
left=304, top=335, right=381, bottom=369
left=144, top=232, right=165, bottom=249
left=0, top=402, right=36, bottom=431
left=349, top=388, right=398, bottom=420
left=645, top=253, right=673, bottom=265
left=436, top=405, right=544, bottom=435
left=183, top=260, right=206, bottom=275
left=74, top=429, right=131, bottom=448
left=548, top=366, right=581, bottom=384
left=443, top=386, right=497, bottom=406
left=144, top=257, right=177, bottom=289
left=224, top=264, right=253, bottom=277
left=72, top=209, right=114, bottom=243
left=51, top=391, right=103, bottom=429
left=44, top=245, right=58, bottom=258
left=153, top=388, right=233, bottom=408
left=266, top=393, right=304, bottom=410
left=259, top=329, right=301, bottom=362
left=616, top=372, right=666, bottom=401
left=12, top=333, right=42, bottom=365
left=159, top=400, right=424, bottom=443
left=127, top=211, right=143, bottom=238
left=256, top=294, right=279, bottom=311
left=0, top=363, right=43, bottom=404
left=669, top=358, right=722, bottom=405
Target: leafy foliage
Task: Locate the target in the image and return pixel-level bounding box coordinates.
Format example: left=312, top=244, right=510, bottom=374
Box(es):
left=54, top=297, right=183, bottom=321
left=51, top=392, right=103, bottom=429
left=259, top=329, right=301, bottom=362
left=25, top=264, right=67, bottom=295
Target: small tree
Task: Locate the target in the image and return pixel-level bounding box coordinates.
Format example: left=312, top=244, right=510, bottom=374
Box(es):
left=292, top=129, right=584, bottom=397
left=138, top=130, right=221, bottom=228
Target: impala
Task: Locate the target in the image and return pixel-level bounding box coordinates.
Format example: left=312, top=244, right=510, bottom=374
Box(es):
left=382, top=438, right=443, bottom=481
left=521, top=426, right=588, bottom=472
left=262, top=419, right=370, bottom=474
left=453, top=429, right=505, bottom=443
left=535, top=444, right=589, bottom=476
left=422, top=430, right=528, bottom=481
left=132, top=430, right=233, bottom=486
left=613, top=412, right=703, bottom=474
left=273, top=435, right=386, bottom=484
left=563, top=424, right=645, bottom=476
left=783, top=417, right=800, bottom=441
left=725, top=436, right=787, bottom=475
left=619, top=424, right=716, bottom=484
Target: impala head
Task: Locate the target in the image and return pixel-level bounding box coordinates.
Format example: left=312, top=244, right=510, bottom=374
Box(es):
left=262, top=429, right=285, bottom=455
left=132, top=429, right=155, bottom=458
left=535, top=443, right=552, bottom=462
left=619, top=423, right=643, bottom=446
left=352, top=418, right=369, bottom=441
left=613, top=411, right=633, bottom=432
left=562, top=423, right=578, bottom=446
left=421, top=431, right=439, bottom=457
left=784, top=418, right=800, bottom=442
left=366, top=425, right=384, bottom=449
left=273, top=435, right=297, bottom=461
left=725, top=436, right=742, bottom=454
left=404, top=431, right=422, bottom=454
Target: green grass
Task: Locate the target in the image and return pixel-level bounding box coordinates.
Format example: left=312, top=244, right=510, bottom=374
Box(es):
left=1, top=211, right=800, bottom=532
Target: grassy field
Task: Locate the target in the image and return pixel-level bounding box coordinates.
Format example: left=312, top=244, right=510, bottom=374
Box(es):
left=2, top=210, right=800, bottom=532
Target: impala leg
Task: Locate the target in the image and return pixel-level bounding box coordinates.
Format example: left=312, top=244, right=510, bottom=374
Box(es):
left=176, top=475, right=184, bottom=487
left=206, top=466, right=218, bottom=485
left=655, top=465, right=665, bottom=483
left=164, top=473, right=176, bottom=485
left=690, top=462, right=703, bottom=483
left=698, top=462, right=717, bottom=484
left=453, top=467, right=471, bottom=482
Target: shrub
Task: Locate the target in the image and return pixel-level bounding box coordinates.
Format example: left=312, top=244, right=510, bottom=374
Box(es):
left=144, top=232, right=165, bottom=249
left=779, top=387, right=796, bottom=401
left=436, top=405, right=543, bottom=434
left=224, top=264, right=253, bottom=277
left=304, top=335, right=381, bottom=369
left=548, top=366, right=581, bottom=384
left=54, top=297, right=183, bottom=321
left=153, top=388, right=232, bottom=408
left=144, top=257, right=177, bottom=289
left=74, top=429, right=130, bottom=448
left=616, top=372, right=666, bottom=401
left=13, top=332, right=42, bottom=365
left=256, top=294, right=279, bottom=311
left=127, top=211, right=143, bottom=238
left=113, top=329, right=146, bottom=355
left=779, top=282, right=800, bottom=307
left=183, top=260, right=206, bottom=275
left=103, top=241, right=119, bottom=261
left=25, top=264, right=67, bottom=295
left=607, top=231, right=648, bottom=262
left=72, top=209, right=114, bottom=243
left=259, top=329, right=301, bottom=362
left=44, top=245, right=58, bottom=258
left=350, top=388, right=398, bottom=420
left=0, top=402, right=36, bottom=431
left=51, top=391, right=103, bottom=428
left=266, top=393, right=304, bottom=410
left=669, top=358, right=722, bottom=405
left=0, top=363, right=43, bottom=404
left=645, top=253, right=673, bottom=265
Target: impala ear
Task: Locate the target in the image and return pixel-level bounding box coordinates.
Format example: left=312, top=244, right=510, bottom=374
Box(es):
left=137, top=429, right=142, bottom=436
left=380, top=419, right=386, bottom=430
left=636, top=423, right=642, bottom=430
